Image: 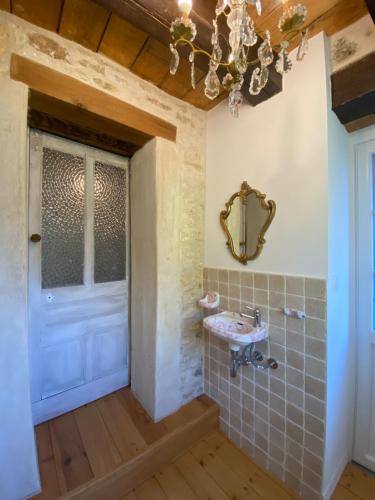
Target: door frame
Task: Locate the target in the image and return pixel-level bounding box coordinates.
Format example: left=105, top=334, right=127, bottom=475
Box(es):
left=352, top=126, right=375, bottom=470
left=28, top=130, right=130, bottom=424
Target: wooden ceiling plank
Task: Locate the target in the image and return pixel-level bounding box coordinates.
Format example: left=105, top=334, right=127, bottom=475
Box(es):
left=302, top=0, right=368, bottom=39
left=252, top=0, right=368, bottom=52
left=131, top=37, right=171, bottom=86
left=59, top=0, right=111, bottom=51
left=12, top=0, right=63, bottom=31
left=11, top=54, right=177, bottom=142
left=94, top=0, right=282, bottom=106
left=160, top=58, right=205, bottom=100
left=183, top=77, right=215, bottom=109
left=99, top=13, right=148, bottom=68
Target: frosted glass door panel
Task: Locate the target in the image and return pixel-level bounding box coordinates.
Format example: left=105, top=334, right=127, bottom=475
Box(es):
left=94, top=161, right=127, bottom=283
left=41, top=148, right=85, bottom=289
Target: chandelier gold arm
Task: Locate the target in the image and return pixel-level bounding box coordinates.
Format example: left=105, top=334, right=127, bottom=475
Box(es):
left=174, top=31, right=302, bottom=70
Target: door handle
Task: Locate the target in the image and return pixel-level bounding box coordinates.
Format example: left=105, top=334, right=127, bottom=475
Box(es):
left=30, top=233, right=41, bottom=243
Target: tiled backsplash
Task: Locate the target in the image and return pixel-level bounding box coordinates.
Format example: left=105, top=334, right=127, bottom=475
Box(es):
left=203, top=268, right=327, bottom=499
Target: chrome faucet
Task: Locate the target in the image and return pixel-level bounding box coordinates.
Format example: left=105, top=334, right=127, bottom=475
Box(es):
left=240, top=306, right=261, bottom=328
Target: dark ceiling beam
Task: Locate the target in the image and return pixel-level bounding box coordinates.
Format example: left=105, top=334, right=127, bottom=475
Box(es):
left=331, top=51, right=375, bottom=130
left=93, top=0, right=282, bottom=106
left=365, top=0, right=375, bottom=22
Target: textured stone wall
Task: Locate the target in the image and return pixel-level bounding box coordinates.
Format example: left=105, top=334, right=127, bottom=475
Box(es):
left=0, top=10, right=205, bottom=408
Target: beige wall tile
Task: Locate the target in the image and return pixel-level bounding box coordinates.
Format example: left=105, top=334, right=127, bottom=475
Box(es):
left=241, top=271, right=253, bottom=287
left=269, top=274, right=285, bottom=292
left=305, top=413, right=324, bottom=439
left=229, top=284, right=241, bottom=299
left=287, top=349, right=304, bottom=371
left=286, top=366, right=304, bottom=389
left=305, top=394, right=325, bottom=420
left=228, top=270, right=241, bottom=284
left=286, top=331, right=305, bottom=352
left=286, top=294, right=305, bottom=310
left=269, top=291, right=286, bottom=308
left=254, top=288, right=269, bottom=306
left=218, top=269, right=229, bottom=282
left=269, top=309, right=286, bottom=329
left=207, top=268, right=218, bottom=281
left=286, top=420, right=303, bottom=443
left=286, top=316, right=305, bottom=334
left=306, top=356, right=325, bottom=381
left=219, top=281, right=229, bottom=296
left=306, top=318, right=326, bottom=340
left=286, top=384, right=304, bottom=409
left=286, top=276, right=304, bottom=295
left=305, top=375, right=326, bottom=401
left=305, top=278, right=326, bottom=300
left=254, top=273, right=269, bottom=289
left=287, top=404, right=304, bottom=426
left=306, top=298, right=326, bottom=320
left=305, top=337, right=326, bottom=361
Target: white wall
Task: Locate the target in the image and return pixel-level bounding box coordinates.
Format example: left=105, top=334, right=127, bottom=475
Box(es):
left=206, top=34, right=329, bottom=278
left=323, top=75, right=352, bottom=497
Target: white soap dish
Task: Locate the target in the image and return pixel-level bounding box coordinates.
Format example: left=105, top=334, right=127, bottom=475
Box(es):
left=199, top=291, right=220, bottom=309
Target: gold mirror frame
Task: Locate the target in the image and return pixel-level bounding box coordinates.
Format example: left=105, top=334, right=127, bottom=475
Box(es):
left=220, top=181, right=276, bottom=265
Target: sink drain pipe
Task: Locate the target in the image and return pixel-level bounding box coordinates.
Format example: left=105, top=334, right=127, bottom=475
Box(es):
left=230, top=343, right=278, bottom=378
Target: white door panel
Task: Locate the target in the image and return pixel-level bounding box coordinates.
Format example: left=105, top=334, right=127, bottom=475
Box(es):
left=354, top=137, right=375, bottom=472
left=29, top=130, right=129, bottom=423
left=41, top=338, right=85, bottom=399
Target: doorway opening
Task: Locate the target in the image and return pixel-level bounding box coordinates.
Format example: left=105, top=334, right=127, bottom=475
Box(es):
left=29, top=130, right=130, bottom=424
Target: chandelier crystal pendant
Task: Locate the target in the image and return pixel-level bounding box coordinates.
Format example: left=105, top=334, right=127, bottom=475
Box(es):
left=170, top=0, right=309, bottom=117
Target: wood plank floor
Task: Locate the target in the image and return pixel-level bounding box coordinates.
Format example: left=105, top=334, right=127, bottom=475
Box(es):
left=122, top=440, right=375, bottom=500
left=32, top=388, right=375, bottom=500
left=32, top=387, right=214, bottom=499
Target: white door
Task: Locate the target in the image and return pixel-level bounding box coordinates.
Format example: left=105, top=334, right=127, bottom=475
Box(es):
left=29, top=130, right=129, bottom=424
left=353, top=136, right=375, bottom=471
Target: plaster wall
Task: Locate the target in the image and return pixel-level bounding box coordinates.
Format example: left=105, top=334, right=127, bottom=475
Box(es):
left=131, top=138, right=183, bottom=421
left=206, top=34, right=329, bottom=279
left=0, top=11, right=206, bottom=498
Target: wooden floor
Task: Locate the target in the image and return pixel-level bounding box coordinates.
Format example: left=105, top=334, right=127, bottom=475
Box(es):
left=332, top=463, right=375, bottom=499
left=33, top=387, right=216, bottom=499
left=121, top=431, right=298, bottom=500
left=33, top=387, right=375, bottom=500
left=120, top=438, right=375, bottom=500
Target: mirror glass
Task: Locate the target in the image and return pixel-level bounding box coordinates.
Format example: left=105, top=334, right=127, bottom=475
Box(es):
left=220, top=182, right=276, bottom=264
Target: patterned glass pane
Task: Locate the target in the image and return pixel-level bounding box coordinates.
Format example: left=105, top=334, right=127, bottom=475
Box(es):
left=41, top=148, right=85, bottom=289
left=94, top=162, right=126, bottom=283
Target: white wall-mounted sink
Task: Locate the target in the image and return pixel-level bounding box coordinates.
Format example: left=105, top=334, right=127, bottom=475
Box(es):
left=203, top=311, right=268, bottom=351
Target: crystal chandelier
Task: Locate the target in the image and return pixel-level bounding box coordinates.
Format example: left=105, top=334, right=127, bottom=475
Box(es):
left=170, top=0, right=309, bottom=117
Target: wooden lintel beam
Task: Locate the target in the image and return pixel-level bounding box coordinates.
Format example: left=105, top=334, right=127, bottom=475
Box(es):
left=332, top=51, right=375, bottom=126
left=10, top=53, right=177, bottom=143
left=365, top=0, right=375, bottom=22
left=93, top=0, right=282, bottom=106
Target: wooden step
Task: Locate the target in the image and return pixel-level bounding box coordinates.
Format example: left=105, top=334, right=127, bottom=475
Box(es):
left=57, top=398, right=219, bottom=500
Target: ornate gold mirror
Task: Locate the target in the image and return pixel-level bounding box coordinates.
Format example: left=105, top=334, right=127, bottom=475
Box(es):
left=220, top=181, right=276, bottom=265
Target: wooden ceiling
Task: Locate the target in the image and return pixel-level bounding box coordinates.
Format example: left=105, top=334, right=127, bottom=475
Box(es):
left=1, top=0, right=370, bottom=111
